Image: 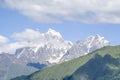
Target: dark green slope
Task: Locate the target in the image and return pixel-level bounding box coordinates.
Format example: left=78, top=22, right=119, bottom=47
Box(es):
left=11, top=45, right=120, bottom=80
left=64, top=54, right=120, bottom=80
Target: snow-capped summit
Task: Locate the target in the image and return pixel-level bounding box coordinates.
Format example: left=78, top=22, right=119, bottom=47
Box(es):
left=45, top=28, right=63, bottom=39
left=14, top=28, right=72, bottom=64
left=46, top=28, right=62, bottom=38
left=87, top=35, right=109, bottom=50
left=1, top=28, right=109, bottom=65
left=0, top=29, right=111, bottom=80
left=61, top=35, right=109, bottom=62
left=13, top=34, right=109, bottom=64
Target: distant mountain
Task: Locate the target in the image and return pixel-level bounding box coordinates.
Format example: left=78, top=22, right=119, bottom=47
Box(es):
left=61, top=35, right=109, bottom=61
left=0, top=29, right=110, bottom=80
left=0, top=53, right=38, bottom=80
left=15, top=34, right=109, bottom=65
left=14, top=28, right=72, bottom=64
left=11, top=46, right=120, bottom=80
left=0, top=28, right=72, bottom=80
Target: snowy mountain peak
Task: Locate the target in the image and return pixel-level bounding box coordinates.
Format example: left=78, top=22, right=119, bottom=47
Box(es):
left=13, top=28, right=72, bottom=64
left=46, top=28, right=62, bottom=39
left=87, top=35, right=109, bottom=45
left=61, top=35, right=109, bottom=62
left=2, top=29, right=110, bottom=64
left=94, top=34, right=104, bottom=40
left=88, top=34, right=103, bottom=40
left=95, top=34, right=102, bottom=38
left=87, top=35, right=109, bottom=50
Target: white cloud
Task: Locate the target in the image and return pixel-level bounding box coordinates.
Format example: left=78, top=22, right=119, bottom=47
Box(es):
left=1, top=42, right=29, bottom=53
left=0, top=35, right=9, bottom=45
left=0, top=29, right=43, bottom=53
left=12, top=29, right=42, bottom=42
left=0, top=35, right=9, bottom=53
left=4, top=42, right=33, bottom=53
left=3, top=0, right=120, bottom=23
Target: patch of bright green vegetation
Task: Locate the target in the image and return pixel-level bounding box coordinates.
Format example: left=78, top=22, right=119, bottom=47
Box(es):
left=92, top=45, right=120, bottom=58
left=107, top=64, right=119, bottom=70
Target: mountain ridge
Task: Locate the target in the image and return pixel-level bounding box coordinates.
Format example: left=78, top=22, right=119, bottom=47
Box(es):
left=11, top=45, right=120, bottom=80
left=0, top=29, right=109, bottom=80
left=64, top=53, right=120, bottom=80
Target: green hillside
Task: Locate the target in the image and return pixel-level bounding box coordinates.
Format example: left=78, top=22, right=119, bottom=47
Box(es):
left=11, top=45, right=120, bottom=80
left=64, top=54, right=120, bottom=80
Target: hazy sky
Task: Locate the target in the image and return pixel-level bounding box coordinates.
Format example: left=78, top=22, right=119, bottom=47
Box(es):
left=0, top=0, right=120, bottom=53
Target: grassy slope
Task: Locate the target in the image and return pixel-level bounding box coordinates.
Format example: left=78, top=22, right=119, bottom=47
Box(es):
left=64, top=54, right=120, bottom=80
left=12, top=45, right=120, bottom=80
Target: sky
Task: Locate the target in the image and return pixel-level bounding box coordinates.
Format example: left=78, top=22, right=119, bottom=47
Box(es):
left=0, top=0, right=120, bottom=53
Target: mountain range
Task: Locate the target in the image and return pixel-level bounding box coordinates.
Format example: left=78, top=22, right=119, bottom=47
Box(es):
left=12, top=45, right=120, bottom=80
left=0, top=29, right=109, bottom=80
